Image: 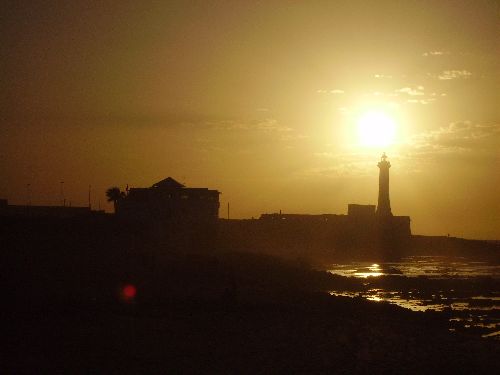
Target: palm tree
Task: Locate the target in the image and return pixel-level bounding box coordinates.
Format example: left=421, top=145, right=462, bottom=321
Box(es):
left=106, top=186, right=123, bottom=213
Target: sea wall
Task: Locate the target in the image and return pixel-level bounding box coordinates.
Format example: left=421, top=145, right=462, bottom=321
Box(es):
left=217, top=215, right=412, bottom=261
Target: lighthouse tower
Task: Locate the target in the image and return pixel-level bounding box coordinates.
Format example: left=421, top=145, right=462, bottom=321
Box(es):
left=376, top=153, right=393, bottom=216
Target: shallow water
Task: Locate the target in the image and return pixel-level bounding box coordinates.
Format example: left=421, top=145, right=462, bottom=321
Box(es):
left=327, top=256, right=500, bottom=338
left=328, top=256, right=500, bottom=279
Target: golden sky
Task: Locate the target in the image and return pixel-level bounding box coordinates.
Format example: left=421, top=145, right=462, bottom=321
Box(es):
left=1, top=1, right=499, bottom=239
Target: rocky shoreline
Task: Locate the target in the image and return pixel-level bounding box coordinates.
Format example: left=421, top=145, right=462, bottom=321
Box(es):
left=4, top=248, right=499, bottom=373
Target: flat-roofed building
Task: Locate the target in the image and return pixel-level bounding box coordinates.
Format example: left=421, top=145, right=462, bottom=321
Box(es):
left=0, top=199, right=93, bottom=219
left=117, top=177, right=220, bottom=223
left=348, top=204, right=376, bottom=217
left=116, top=177, right=220, bottom=252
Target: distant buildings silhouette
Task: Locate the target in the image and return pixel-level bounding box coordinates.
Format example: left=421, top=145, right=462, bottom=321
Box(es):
left=0, top=155, right=410, bottom=254
left=347, top=204, right=376, bottom=217
left=0, top=198, right=99, bottom=218
left=258, top=153, right=409, bottom=233
left=219, top=154, right=411, bottom=257
left=116, top=177, right=220, bottom=224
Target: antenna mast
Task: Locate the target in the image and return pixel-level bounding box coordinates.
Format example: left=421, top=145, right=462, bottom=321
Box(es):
left=88, top=184, right=92, bottom=209
left=26, top=184, right=32, bottom=206
left=60, top=181, right=65, bottom=207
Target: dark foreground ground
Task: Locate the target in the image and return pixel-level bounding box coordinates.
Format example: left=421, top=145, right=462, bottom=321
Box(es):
left=4, top=248, right=500, bottom=374
left=4, top=290, right=499, bottom=374
left=2, top=217, right=499, bottom=373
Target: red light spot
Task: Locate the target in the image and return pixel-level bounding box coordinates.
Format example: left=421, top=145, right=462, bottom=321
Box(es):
left=122, top=284, right=137, bottom=299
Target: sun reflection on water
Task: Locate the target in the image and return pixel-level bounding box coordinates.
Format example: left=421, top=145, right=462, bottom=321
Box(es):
left=354, top=263, right=383, bottom=278
left=327, top=257, right=500, bottom=339
left=327, top=256, right=500, bottom=279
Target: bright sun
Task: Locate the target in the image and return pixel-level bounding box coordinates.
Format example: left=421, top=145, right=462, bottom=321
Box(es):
left=357, top=111, right=396, bottom=147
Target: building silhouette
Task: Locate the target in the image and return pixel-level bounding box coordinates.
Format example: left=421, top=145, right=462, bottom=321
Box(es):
left=259, top=153, right=407, bottom=230
left=0, top=199, right=96, bottom=218
left=348, top=204, right=376, bottom=217
left=116, top=177, right=220, bottom=223
left=116, top=177, right=220, bottom=251
left=1, top=157, right=409, bottom=256
left=376, top=153, right=392, bottom=216
left=220, top=154, right=411, bottom=257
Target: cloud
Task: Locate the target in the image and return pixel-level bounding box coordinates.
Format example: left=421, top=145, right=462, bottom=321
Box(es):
left=396, top=86, right=425, bottom=96
left=408, top=121, right=500, bottom=159
left=386, top=86, right=448, bottom=105
left=280, top=133, right=308, bottom=141
left=314, top=152, right=335, bottom=158
left=212, top=120, right=248, bottom=131
left=299, top=163, right=372, bottom=178
left=301, top=152, right=379, bottom=178
left=407, top=98, right=435, bottom=105
left=317, top=89, right=345, bottom=94
left=392, top=86, right=439, bottom=104
left=255, top=119, right=292, bottom=132
left=422, top=51, right=448, bottom=57
left=213, top=119, right=291, bottom=132
left=438, top=70, right=472, bottom=80
left=301, top=122, right=499, bottom=178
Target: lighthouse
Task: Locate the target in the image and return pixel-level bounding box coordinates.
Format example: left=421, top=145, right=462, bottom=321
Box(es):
left=376, top=153, right=392, bottom=216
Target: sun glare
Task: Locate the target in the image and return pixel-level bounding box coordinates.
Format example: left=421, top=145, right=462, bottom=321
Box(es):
left=357, top=111, right=396, bottom=147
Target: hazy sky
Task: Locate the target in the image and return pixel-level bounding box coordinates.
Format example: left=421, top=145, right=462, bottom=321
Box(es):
left=1, top=1, right=499, bottom=239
